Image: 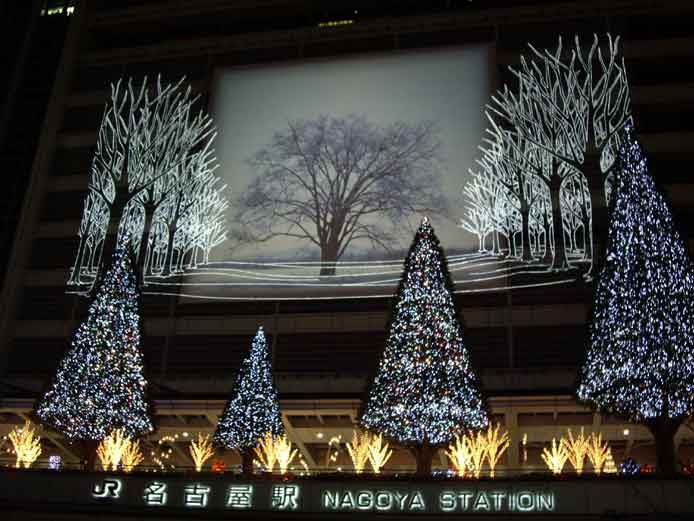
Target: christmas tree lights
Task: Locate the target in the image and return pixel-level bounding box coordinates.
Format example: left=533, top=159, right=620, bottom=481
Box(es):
left=360, top=218, right=487, bottom=473
left=577, top=124, right=694, bottom=474
left=214, top=327, right=283, bottom=474
left=36, top=248, right=153, bottom=442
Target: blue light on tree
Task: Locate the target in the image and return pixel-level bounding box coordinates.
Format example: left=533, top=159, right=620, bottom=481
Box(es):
left=577, top=124, right=694, bottom=475
left=36, top=248, right=153, bottom=442
left=360, top=217, right=488, bottom=474
left=214, top=327, right=284, bottom=474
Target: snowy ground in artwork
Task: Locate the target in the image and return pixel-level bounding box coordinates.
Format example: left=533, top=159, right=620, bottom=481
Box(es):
left=135, top=252, right=584, bottom=301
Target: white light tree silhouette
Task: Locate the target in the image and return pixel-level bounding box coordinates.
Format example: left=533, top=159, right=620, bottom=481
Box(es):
left=68, top=76, right=228, bottom=290
left=475, top=34, right=630, bottom=274
left=236, top=114, right=443, bottom=276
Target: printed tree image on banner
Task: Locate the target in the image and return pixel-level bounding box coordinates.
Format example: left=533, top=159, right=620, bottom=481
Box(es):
left=234, top=115, right=444, bottom=277
left=67, top=75, right=228, bottom=292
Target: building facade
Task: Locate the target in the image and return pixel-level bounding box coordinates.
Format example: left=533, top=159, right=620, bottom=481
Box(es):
left=1, top=0, right=694, bottom=479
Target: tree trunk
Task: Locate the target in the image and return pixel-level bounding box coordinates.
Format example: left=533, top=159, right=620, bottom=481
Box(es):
left=477, top=235, right=484, bottom=253
left=319, top=239, right=339, bottom=277
left=412, top=439, right=434, bottom=476
left=84, top=439, right=99, bottom=471
left=491, top=230, right=499, bottom=255
left=161, top=226, right=177, bottom=276
left=647, top=417, right=682, bottom=476
left=582, top=217, right=592, bottom=261
left=542, top=210, right=553, bottom=265
left=548, top=173, right=569, bottom=270
left=508, top=230, right=517, bottom=258
left=137, top=204, right=155, bottom=287
left=69, top=235, right=88, bottom=285
left=584, top=152, right=607, bottom=272
left=95, top=198, right=128, bottom=291
left=241, top=447, right=255, bottom=476
left=520, top=208, right=532, bottom=261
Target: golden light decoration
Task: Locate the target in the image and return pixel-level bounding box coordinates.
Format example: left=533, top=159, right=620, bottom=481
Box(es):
left=541, top=437, right=569, bottom=475
left=586, top=432, right=610, bottom=474
left=190, top=433, right=214, bottom=472
left=346, top=431, right=371, bottom=474
left=467, top=430, right=487, bottom=478
left=482, top=423, right=510, bottom=478
left=562, top=428, right=590, bottom=475
left=8, top=421, right=42, bottom=469
left=367, top=433, right=392, bottom=474
left=445, top=434, right=471, bottom=477
left=121, top=439, right=143, bottom=472
left=603, top=448, right=618, bottom=474
left=274, top=435, right=298, bottom=475
left=97, top=429, right=130, bottom=471
left=253, top=432, right=278, bottom=473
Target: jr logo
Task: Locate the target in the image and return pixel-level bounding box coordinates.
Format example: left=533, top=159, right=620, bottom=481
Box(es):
left=92, top=478, right=122, bottom=499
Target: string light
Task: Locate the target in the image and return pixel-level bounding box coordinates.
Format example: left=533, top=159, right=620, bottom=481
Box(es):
left=121, top=439, right=144, bottom=472
left=562, top=428, right=589, bottom=475
left=577, top=124, right=694, bottom=471
left=367, top=433, right=393, bottom=474
left=189, top=433, right=214, bottom=472
left=8, top=421, right=42, bottom=469
left=253, top=432, right=279, bottom=473
left=482, top=424, right=510, bottom=478
left=36, top=248, right=153, bottom=441
left=346, top=431, right=371, bottom=474
left=466, top=430, right=487, bottom=479
left=445, top=434, right=472, bottom=477
left=360, top=218, right=488, bottom=455
left=274, top=435, right=298, bottom=475
left=214, top=327, right=284, bottom=456
left=541, top=438, right=569, bottom=475
left=97, top=429, right=131, bottom=471
left=587, top=432, right=611, bottom=474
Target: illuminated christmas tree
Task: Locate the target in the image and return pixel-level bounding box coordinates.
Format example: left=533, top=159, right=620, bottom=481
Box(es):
left=577, top=124, right=694, bottom=475
left=214, top=327, right=284, bottom=474
left=360, top=217, right=488, bottom=474
left=36, top=247, right=153, bottom=460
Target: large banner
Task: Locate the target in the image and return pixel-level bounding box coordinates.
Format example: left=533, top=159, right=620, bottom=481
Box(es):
left=204, top=46, right=495, bottom=299
left=66, top=37, right=630, bottom=300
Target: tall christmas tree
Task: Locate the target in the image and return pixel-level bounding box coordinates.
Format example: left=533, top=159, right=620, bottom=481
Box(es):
left=36, top=247, right=153, bottom=462
left=577, top=124, right=694, bottom=474
left=214, top=326, right=284, bottom=474
left=360, top=217, right=488, bottom=474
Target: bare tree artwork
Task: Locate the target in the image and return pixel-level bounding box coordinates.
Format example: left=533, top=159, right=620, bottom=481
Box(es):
left=236, top=114, right=443, bottom=276
left=67, top=76, right=228, bottom=291
left=463, top=34, right=631, bottom=275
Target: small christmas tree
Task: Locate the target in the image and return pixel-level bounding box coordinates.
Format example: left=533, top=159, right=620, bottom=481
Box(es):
left=603, top=449, right=617, bottom=474
left=36, top=247, right=152, bottom=458
left=360, top=217, right=488, bottom=474
left=577, top=124, right=694, bottom=475
left=214, top=327, right=284, bottom=474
